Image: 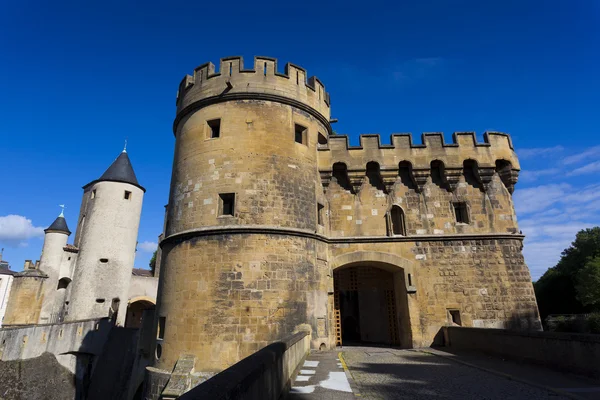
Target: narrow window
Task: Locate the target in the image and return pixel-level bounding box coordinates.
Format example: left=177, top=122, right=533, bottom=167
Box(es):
left=407, top=273, right=413, bottom=287
left=448, top=309, right=462, bottom=326
left=263, top=62, right=267, bottom=76
left=207, top=119, right=221, bottom=138
left=390, top=205, right=406, bottom=236
left=124, top=191, right=131, bottom=200
left=57, top=278, right=70, bottom=290
left=158, top=316, right=166, bottom=339
left=229, top=62, right=232, bottom=76
left=99, top=258, right=108, bottom=263
left=91, top=189, right=96, bottom=199
left=295, top=124, right=307, bottom=145
left=318, top=132, right=327, bottom=145
left=453, top=202, right=469, bottom=224
left=68, top=257, right=71, bottom=261
left=317, top=203, right=324, bottom=226
left=219, top=193, right=235, bottom=216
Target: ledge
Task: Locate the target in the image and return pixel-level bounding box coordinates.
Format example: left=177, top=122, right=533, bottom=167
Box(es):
left=160, top=224, right=525, bottom=247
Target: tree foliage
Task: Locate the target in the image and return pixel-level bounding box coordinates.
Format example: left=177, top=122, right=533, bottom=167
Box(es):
left=534, top=227, right=600, bottom=318
left=149, top=250, right=157, bottom=275
left=575, top=256, right=600, bottom=307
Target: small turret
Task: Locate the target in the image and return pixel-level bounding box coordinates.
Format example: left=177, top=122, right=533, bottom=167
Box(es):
left=67, top=148, right=144, bottom=325
left=38, top=207, right=71, bottom=324
left=44, top=209, right=71, bottom=235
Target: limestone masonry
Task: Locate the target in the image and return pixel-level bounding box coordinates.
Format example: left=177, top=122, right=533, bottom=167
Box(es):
left=152, top=56, right=541, bottom=376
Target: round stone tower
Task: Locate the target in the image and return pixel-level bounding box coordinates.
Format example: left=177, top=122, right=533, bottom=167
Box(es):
left=66, top=149, right=145, bottom=325
left=38, top=209, right=71, bottom=324
left=155, top=56, right=332, bottom=372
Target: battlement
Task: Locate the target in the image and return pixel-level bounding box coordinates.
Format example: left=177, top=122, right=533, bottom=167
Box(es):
left=175, top=56, right=331, bottom=128
left=318, top=131, right=520, bottom=193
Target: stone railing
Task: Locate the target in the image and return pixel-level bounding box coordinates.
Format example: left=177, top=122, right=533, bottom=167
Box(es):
left=443, top=326, right=600, bottom=379
left=151, top=330, right=311, bottom=400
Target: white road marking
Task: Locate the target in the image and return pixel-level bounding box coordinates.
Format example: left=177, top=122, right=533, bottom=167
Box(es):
left=290, top=386, right=315, bottom=393
left=303, top=361, right=319, bottom=368
left=295, top=375, right=311, bottom=382
left=300, top=369, right=316, bottom=375
left=320, top=371, right=352, bottom=393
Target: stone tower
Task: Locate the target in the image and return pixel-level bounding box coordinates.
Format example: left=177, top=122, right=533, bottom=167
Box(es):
left=66, top=149, right=145, bottom=325
left=155, top=56, right=332, bottom=373
left=38, top=210, right=71, bottom=324
left=153, top=56, right=540, bottom=379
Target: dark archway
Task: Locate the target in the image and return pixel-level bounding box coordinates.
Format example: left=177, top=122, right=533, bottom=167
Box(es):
left=124, top=299, right=155, bottom=328
left=333, top=263, right=411, bottom=347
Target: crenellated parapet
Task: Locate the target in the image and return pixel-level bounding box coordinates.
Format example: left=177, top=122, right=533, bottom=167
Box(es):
left=174, top=56, right=331, bottom=133
left=318, top=132, right=520, bottom=194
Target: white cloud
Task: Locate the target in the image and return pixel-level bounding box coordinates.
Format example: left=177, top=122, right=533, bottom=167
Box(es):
left=0, top=215, right=45, bottom=247
left=517, top=146, right=564, bottom=159
left=519, top=168, right=560, bottom=183
left=567, top=160, right=600, bottom=176
left=513, top=183, right=570, bottom=214
left=517, top=182, right=600, bottom=279
left=138, top=241, right=157, bottom=253
left=562, top=145, right=600, bottom=165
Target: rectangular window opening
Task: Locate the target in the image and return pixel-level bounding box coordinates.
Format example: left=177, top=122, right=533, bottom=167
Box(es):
left=124, top=191, right=131, bottom=200
left=294, top=123, right=307, bottom=145
left=91, top=189, right=96, bottom=199
left=158, top=316, right=166, bottom=339
left=317, top=203, right=324, bottom=226
left=453, top=202, right=469, bottom=224
left=407, top=273, right=413, bottom=287
left=219, top=193, right=235, bottom=216
left=448, top=309, right=462, bottom=326
left=208, top=119, right=221, bottom=138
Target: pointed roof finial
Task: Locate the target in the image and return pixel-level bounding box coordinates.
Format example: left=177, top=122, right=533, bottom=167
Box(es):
left=123, top=139, right=128, bottom=153
left=46, top=205, right=71, bottom=235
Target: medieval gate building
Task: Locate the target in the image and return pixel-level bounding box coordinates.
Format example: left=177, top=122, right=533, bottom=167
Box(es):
left=151, top=56, right=540, bottom=376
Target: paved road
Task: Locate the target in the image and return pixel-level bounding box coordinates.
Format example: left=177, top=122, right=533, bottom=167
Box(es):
left=287, top=346, right=600, bottom=399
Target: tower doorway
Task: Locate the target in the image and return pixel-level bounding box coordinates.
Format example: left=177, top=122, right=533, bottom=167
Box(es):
left=333, top=265, right=410, bottom=347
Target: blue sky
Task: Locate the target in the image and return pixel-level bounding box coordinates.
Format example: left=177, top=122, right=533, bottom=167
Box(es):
left=0, top=1, right=598, bottom=279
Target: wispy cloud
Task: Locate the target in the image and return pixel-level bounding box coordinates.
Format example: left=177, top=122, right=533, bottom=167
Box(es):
left=567, top=160, right=600, bottom=176
left=0, top=215, right=45, bottom=247
left=562, top=145, right=600, bottom=165
left=519, top=168, right=560, bottom=183
left=138, top=241, right=157, bottom=253
left=516, top=183, right=600, bottom=279
left=517, top=146, right=564, bottom=159
left=513, top=183, right=570, bottom=214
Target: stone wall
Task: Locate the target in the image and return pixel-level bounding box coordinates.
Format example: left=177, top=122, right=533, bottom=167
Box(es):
left=443, top=326, right=600, bottom=379
left=0, top=318, right=111, bottom=371
left=157, top=234, right=328, bottom=373
left=2, top=275, right=46, bottom=326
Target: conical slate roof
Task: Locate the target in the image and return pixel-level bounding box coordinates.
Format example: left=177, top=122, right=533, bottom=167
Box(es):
left=45, top=215, right=71, bottom=235
left=83, top=150, right=145, bottom=192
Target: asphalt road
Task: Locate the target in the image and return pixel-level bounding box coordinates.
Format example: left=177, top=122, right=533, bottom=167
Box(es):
left=287, top=346, right=599, bottom=399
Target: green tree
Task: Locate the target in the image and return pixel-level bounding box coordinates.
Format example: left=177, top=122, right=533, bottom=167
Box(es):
left=575, top=256, right=600, bottom=307
left=534, top=227, right=600, bottom=318
left=149, top=250, right=157, bottom=276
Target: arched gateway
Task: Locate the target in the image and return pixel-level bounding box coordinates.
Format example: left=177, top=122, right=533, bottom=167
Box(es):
left=331, top=252, right=415, bottom=348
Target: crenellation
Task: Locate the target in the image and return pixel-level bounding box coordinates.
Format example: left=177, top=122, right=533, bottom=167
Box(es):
left=175, top=56, right=331, bottom=128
